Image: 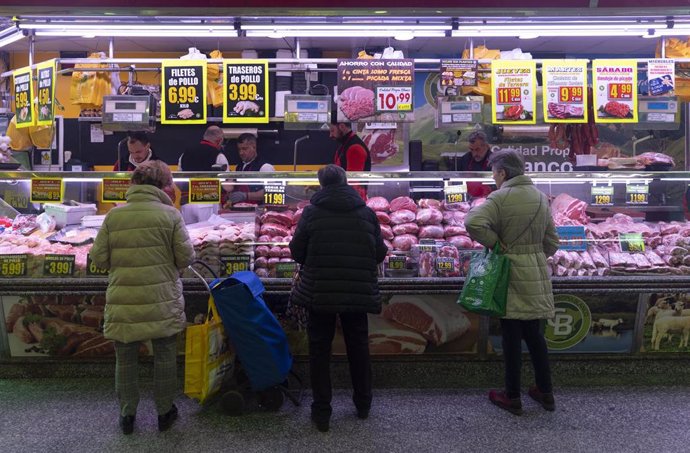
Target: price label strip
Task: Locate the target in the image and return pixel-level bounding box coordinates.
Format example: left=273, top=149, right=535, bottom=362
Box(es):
left=626, top=184, right=649, bottom=205
left=221, top=255, right=251, bottom=276
left=388, top=256, right=406, bottom=271
left=591, top=186, right=614, bottom=206
left=375, top=86, right=412, bottom=112
left=223, top=59, right=269, bottom=124
left=36, top=59, right=56, bottom=127
left=161, top=59, right=207, bottom=125
left=189, top=179, right=221, bottom=204
left=619, top=233, right=645, bottom=253
left=542, top=60, right=588, bottom=124
left=43, top=254, right=75, bottom=277
left=102, top=178, right=131, bottom=203
left=592, top=59, right=638, bottom=123
left=275, top=261, right=298, bottom=279
left=264, top=184, right=286, bottom=206
left=86, top=254, right=108, bottom=276
left=31, top=178, right=63, bottom=203
left=13, top=66, right=35, bottom=128
left=556, top=226, right=587, bottom=251
left=0, top=254, right=28, bottom=277
left=444, top=183, right=468, bottom=205
left=435, top=257, right=455, bottom=273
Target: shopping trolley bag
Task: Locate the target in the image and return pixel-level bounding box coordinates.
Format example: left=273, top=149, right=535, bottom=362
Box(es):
left=210, top=271, right=293, bottom=392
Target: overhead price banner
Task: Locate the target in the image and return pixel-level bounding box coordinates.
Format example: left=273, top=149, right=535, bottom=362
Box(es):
left=161, top=59, right=207, bottom=125
left=593, top=59, right=638, bottom=123
left=36, top=59, right=56, bottom=127
left=101, top=178, right=131, bottom=203
left=440, top=59, right=477, bottom=88
left=223, top=59, right=269, bottom=124
left=336, top=59, right=414, bottom=123
left=542, top=60, right=588, bottom=124
left=189, top=179, right=221, bottom=204
left=13, top=66, right=34, bottom=128
left=647, top=59, right=675, bottom=96
left=31, top=178, right=63, bottom=203
left=491, top=60, right=537, bottom=125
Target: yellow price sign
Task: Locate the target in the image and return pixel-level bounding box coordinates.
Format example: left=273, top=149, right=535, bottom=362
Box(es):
left=86, top=254, right=108, bottom=276
left=228, top=83, right=258, bottom=101
left=626, top=184, right=649, bottom=205
left=619, top=233, right=645, bottom=253
left=223, top=60, right=269, bottom=124
left=435, top=258, right=454, bottom=272
left=388, top=256, right=406, bottom=270
left=31, top=178, right=63, bottom=203
left=168, top=85, right=199, bottom=104
left=0, top=254, right=28, bottom=277
left=591, top=186, right=614, bottom=206
left=43, top=254, right=75, bottom=277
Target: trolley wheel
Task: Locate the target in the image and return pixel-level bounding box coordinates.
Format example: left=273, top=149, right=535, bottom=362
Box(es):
left=258, top=386, right=284, bottom=412
left=220, top=390, right=245, bottom=416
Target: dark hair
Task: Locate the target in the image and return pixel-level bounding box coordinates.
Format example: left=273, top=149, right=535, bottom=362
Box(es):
left=237, top=133, right=257, bottom=145
left=318, top=164, right=347, bottom=187
left=127, top=131, right=150, bottom=145
left=130, top=160, right=172, bottom=189
left=489, top=149, right=525, bottom=180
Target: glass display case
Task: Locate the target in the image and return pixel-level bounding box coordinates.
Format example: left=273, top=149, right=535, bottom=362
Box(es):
left=1, top=170, right=690, bottom=359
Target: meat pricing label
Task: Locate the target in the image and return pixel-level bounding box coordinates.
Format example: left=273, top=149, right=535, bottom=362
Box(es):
left=264, top=184, right=286, bottom=206
left=275, top=261, right=298, bottom=279
left=625, top=184, right=649, bottom=205
left=619, top=233, right=645, bottom=253
left=555, top=226, right=587, bottom=251
left=444, top=183, right=468, bottom=204
left=491, top=60, right=537, bottom=125
left=31, top=178, right=63, bottom=203
left=86, top=254, right=108, bottom=276
left=43, top=254, right=75, bottom=276
left=336, top=59, right=415, bottom=123
left=435, top=257, right=455, bottom=273
left=647, top=59, right=675, bottom=96
left=102, top=178, right=131, bottom=203
left=388, top=256, right=406, bottom=270
left=593, top=59, right=638, bottom=123
left=161, top=60, right=207, bottom=125
left=221, top=255, right=251, bottom=276
left=223, top=60, right=269, bottom=124
left=591, top=186, right=613, bottom=206
left=0, top=254, right=28, bottom=277
left=542, top=60, right=588, bottom=124
left=13, top=66, right=34, bottom=128
left=36, top=59, right=56, bottom=127
left=189, top=179, right=221, bottom=204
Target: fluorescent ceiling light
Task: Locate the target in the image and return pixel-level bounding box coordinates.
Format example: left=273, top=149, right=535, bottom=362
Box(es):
left=246, top=30, right=445, bottom=38
left=19, top=23, right=236, bottom=31
left=0, top=30, right=24, bottom=48
left=518, top=33, right=539, bottom=40
left=243, top=24, right=450, bottom=31
left=394, top=32, right=415, bottom=41
left=35, top=29, right=237, bottom=38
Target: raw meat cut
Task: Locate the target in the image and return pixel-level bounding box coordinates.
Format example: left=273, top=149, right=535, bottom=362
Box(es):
left=548, top=102, right=584, bottom=119
left=376, top=211, right=391, bottom=225
left=443, top=225, right=467, bottom=237
left=384, top=239, right=393, bottom=251
left=418, top=249, right=437, bottom=278
left=436, top=245, right=460, bottom=277
left=259, top=223, right=290, bottom=237
left=418, top=225, right=445, bottom=239
left=446, top=235, right=473, bottom=249
left=366, top=197, right=390, bottom=212
left=380, top=225, right=394, bottom=241
left=392, top=234, right=418, bottom=251
left=390, top=196, right=417, bottom=213
left=382, top=296, right=471, bottom=346
left=260, top=210, right=293, bottom=227
left=390, top=210, right=417, bottom=225
left=418, top=199, right=442, bottom=209
left=442, top=211, right=466, bottom=226
left=416, top=208, right=443, bottom=226
left=392, top=223, right=419, bottom=236
left=442, top=201, right=471, bottom=212
left=363, top=130, right=399, bottom=164
left=292, top=209, right=303, bottom=225
left=339, top=86, right=375, bottom=121
left=602, top=101, right=631, bottom=118
left=368, top=315, right=427, bottom=354
left=551, top=193, right=589, bottom=224
left=637, top=152, right=674, bottom=167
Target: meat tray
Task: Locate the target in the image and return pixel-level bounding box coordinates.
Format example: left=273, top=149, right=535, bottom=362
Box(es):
left=46, top=227, right=99, bottom=246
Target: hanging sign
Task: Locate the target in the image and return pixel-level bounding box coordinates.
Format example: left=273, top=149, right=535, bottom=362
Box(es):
left=35, top=59, right=56, bottom=127
left=161, top=59, right=207, bottom=124
left=102, top=178, right=131, bottom=203
left=189, top=179, right=221, bottom=204
left=336, top=59, right=414, bottom=123
left=440, top=59, right=478, bottom=88
left=491, top=60, right=537, bottom=125
left=223, top=59, right=269, bottom=124
left=13, top=66, right=34, bottom=128
left=593, top=59, right=638, bottom=123
left=647, top=59, right=675, bottom=96
left=0, top=254, right=28, bottom=277
left=542, top=60, right=588, bottom=124
left=31, top=178, right=63, bottom=203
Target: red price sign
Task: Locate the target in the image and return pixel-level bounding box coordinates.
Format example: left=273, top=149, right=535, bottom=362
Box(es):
left=375, top=86, right=412, bottom=112
left=559, top=86, right=583, bottom=103
left=497, top=87, right=522, bottom=105
left=608, top=83, right=633, bottom=99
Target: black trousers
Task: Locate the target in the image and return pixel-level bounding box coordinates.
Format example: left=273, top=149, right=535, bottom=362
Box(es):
left=500, top=318, right=553, bottom=399
left=308, top=311, right=372, bottom=420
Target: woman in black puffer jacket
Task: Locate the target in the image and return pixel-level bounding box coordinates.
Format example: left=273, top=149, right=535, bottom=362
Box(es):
left=289, top=164, right=387, bottom=432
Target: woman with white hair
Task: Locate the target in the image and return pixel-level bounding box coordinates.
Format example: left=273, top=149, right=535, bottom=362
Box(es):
left=465, top=149, right=560, bottom=415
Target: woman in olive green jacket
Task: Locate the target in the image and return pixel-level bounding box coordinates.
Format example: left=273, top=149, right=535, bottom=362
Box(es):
left=91, top=160, right=195, bottom=434
left=465, top=149, right=560, bottom=416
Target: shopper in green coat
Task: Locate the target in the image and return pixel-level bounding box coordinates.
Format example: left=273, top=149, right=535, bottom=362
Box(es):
left=91, top=160, right=195, bottom=434
left=465, top=149, right=560, bottom=416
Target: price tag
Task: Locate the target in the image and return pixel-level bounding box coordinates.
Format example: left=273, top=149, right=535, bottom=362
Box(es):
left=435, top=257, right=455, bottom=272
left=264, top=184, right=286, bottom=206
left=189, top=179, right=221, bottom=204
left=36, top=59, right=56, bottom=127
left=275, top=261, right=298, bottom=279
left=221, top=255, right=251, bottom=276
left=542, top=60, right=588, bottom=124
left=161, top=60, right=207, bottom=124
left=556, top=226, right=587, bottom=251
left=31, top=178, right=63, bottom=203
left=626, top=184, right=649, bottom=205
left=647, top=59, right=675, bottom=96
left=593, top=59, right=638, bottom=123
left=388, top=256, right=406, bottom=270
left=619, top=233, right=645, bottom=253
left=223, top=60, right=269, bottom=124
left=491, top=60, right=537, bottom=125
left=496, top=87, right=522, bottom=105
left=13, top=66, right=34, bottom=128
left=0, top=254, right=28, bottom=277
left=43, top=254, right=75, bottom=277
left=102, top=178, right=131, bottom=203
left=376, top=86, right=412, bottom=112
left=591, top=186, right=614, bottom=206
left=444, top=184, right=468, bottom=204
left=86, top=254, right=108, bottom=276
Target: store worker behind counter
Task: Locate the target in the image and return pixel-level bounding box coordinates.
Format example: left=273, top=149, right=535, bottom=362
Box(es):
left=113, top=131, right=160, bottom=171
left=329, top=120, right=371, bottom=199
left=90, top=160, right=195, bottom=435
left=457, top=130, right=494, bottom=198
left=225, top=133, right=275, bottom=207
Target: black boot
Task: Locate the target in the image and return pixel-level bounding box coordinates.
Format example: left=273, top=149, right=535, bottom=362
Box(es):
left=158, top=404, right=178, bottom=432
left=119, top=415, right=135, bottom=435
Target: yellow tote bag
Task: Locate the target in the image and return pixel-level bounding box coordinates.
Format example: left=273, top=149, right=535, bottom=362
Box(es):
left=184, top=296, right=234, bottom=404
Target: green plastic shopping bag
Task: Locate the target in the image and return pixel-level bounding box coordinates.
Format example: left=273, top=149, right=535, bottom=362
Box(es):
left=457, top=243, right=510, bottom=317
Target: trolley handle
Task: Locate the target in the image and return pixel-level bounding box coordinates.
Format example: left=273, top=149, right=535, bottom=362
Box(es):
left=187, top=260, right=219, bottom=293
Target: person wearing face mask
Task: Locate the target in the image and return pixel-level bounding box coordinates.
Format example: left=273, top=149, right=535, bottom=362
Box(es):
left=113, top=132, right=159, bottom=171
left=464, top=149, right=560, bottom=417
left=226, top=133, right=275, bottom=206
left=457, top=130, right=494, bottom=198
